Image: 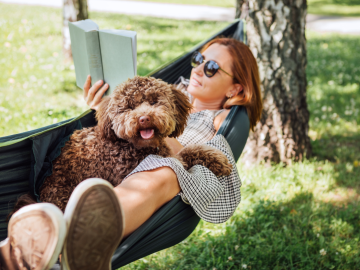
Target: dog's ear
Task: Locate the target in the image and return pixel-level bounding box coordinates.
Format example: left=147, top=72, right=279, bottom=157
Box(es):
left=169, top=85, right=192, bottom=138
left=95, top=97, right=117, bottom=141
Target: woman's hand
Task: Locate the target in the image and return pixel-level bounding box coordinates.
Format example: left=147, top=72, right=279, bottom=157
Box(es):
left=83, top=75, right=109, bottom=110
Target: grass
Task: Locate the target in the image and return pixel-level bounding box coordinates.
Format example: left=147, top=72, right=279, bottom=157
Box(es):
left=0, top=3, right=227, bottom=137
left=126, top=0, right=235, bottom=8
left=308, top=0, right=360, bottom=17
left=126, top=0, right=360, bottom=17
left=1, top=2, right=360, bottom=270
left=121, top=32, right=360, bottom=269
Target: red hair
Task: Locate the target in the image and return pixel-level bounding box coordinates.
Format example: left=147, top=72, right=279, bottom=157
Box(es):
left=201, top=38, right=262, bottom=131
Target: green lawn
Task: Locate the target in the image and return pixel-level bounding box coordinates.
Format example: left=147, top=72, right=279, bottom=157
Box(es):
left=1, top=3, right=360, bottom=270
left=308, top=0, right=360, bottom=17
left=0, top=3, right=228, bottom=137
left=126, top=0, right=360, bottom=17
left=126, top=0, right=235, bottom=8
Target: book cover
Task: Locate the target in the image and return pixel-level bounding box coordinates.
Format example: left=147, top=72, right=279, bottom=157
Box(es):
left=69, top=20, right=137, bottom=96
left=99, top=30, right=137, bottom=94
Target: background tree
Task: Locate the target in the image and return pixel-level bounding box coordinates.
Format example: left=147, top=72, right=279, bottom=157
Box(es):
left=63, top=0, right=88, bottom=62
left=236, top=0, right=312, bottom=165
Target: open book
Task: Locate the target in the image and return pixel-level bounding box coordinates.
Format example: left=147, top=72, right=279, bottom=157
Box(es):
left=69, top=19, right=137, bottom=96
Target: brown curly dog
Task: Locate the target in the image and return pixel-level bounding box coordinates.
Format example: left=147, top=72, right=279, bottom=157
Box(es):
left=12, top=76, right=232, bottom=213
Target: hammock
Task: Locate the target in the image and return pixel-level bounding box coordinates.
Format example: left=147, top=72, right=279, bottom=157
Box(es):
left=0, top=19, right=248, bottom=268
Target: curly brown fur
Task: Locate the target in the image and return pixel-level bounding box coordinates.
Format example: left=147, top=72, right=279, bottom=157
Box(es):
left=7, top=193, right=37, bottom=221
left=176, top=144, right=233, bottom=177
left=37, top=76, right=192, bottom=211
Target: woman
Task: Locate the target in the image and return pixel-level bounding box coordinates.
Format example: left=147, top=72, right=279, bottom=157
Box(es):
left=85, top=37, right=261, bottom=231
left=0, top=38, right=262, bottom=270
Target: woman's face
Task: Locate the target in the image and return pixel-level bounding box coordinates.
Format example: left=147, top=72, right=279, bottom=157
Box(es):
left=187, top=43, right=238, bottom=104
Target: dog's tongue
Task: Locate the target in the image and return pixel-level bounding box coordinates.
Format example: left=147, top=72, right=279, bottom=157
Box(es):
left=140, top=129, right=154, bottom=139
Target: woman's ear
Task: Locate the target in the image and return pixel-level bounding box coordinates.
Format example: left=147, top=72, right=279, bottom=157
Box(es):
left=227, top=84, right=243, bottom=98
left=95, top=97, right=117, bottom=141
left=169, top=86, right=192, bottom=138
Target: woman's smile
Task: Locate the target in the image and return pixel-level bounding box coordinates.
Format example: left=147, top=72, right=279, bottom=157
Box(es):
left=190, top=77, right=202, bottom=87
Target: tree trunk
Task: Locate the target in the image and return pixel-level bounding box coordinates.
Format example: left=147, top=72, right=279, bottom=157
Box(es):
left=63, top=0, right=88, bottom=62
left=236, top=0, right=312, bottom=165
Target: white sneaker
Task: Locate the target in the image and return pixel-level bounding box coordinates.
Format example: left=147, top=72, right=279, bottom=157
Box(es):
left=61, top=179, right=124, bottom=270
left=0, top=203, right=66, bottom=270
left=0, top=238, right=12, bottom=270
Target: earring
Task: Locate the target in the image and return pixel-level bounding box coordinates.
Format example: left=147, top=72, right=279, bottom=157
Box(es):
left=227, top=94, right=233, bottom=98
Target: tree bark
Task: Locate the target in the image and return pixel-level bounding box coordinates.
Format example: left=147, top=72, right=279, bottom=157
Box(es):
left=236, top=0, right=312, bottom=165
left=63, top=0, right=88, bottom=62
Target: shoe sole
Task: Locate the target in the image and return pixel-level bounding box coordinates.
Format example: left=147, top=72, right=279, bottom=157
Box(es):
left=7, top=203, right=66, bottom=270
left=0, top=238, right=16, bottom=270
left=61, top=179, right=124, bottom=270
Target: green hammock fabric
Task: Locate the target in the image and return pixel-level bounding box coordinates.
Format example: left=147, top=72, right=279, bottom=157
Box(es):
left=0, top=19, right=248, bottom=268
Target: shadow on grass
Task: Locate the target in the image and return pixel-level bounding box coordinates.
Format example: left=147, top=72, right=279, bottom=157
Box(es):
left=309, top=83, right=360, bottom=166
left=312, top=133, right=360, bottom=192
left=312, top=133, right=360, bottom=163
left=307, top=83, right=359, bottom=130
left=307, top=34, right=360, bottom=192
left=307, top=35, right=360, bottom=87
left=150, top=192, right=360, bottom=270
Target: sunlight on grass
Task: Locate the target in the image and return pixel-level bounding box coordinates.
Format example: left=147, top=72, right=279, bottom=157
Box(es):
left=126, top=0, right=235, bottom=8
left=121, top=31, right=360, bottom=270
left=0, top=3, right=227, bottom=137
left=308, top=0, right=360, bottom=16
left=123, top=160, right=360, bottom=269
left=110, top=0, right=360, bottom=16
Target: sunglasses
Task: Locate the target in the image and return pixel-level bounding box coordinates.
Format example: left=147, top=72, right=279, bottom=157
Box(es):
left=191, top=51, right=234, bottom=78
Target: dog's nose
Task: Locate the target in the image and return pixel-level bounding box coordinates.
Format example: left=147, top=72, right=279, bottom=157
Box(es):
left=139, top=115, right=150, bottom=125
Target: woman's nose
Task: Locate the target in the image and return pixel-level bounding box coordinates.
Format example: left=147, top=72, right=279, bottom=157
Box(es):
left=192, top=63, right=204, bottom=76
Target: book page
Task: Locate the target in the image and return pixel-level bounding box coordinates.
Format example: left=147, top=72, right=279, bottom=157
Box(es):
left=99, top=30, right=136, bottom=95
left=101, top=30, right=137, bottom=75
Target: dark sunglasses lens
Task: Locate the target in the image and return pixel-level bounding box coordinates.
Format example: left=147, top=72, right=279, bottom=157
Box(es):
left=191, top=52, right=203, bottom=68
left=204, top=61, right=219, bottom=77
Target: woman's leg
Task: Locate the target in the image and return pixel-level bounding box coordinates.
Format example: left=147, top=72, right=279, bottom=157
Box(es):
left=113, top=167, right=180, bottom=237
left=1, top=167, right=180, bottom=269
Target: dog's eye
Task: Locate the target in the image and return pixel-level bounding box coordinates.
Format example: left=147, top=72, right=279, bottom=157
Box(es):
left=150, top=101, right=157, bottom=106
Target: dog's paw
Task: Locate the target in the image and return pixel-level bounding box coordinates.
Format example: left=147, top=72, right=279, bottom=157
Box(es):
left=176, top=144, right=233, bottom=177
